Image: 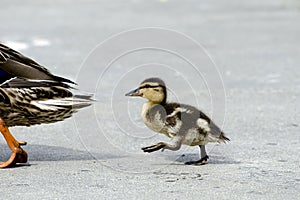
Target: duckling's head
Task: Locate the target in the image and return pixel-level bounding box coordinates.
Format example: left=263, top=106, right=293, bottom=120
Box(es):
left=125, top=77, right=167, bottom=104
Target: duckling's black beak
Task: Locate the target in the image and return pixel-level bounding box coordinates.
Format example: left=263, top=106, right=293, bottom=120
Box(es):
left=125, top=88, right=142, bottom=97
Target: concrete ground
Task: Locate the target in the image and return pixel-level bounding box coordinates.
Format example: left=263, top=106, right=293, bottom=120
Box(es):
left=1, top=0, right=299, bottom=199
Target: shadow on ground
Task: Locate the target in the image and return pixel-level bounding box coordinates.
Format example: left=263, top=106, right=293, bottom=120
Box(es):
left=166, top=153, right=240, bottom=165
left=0, top=144, right=125, bottom=162
left=0, top=143, right=239, bottom=170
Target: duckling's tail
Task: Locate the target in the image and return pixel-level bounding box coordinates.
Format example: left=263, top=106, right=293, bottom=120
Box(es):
left=219, top=132, right=230, bottom=143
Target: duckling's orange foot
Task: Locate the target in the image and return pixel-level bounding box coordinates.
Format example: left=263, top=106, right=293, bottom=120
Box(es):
left=185, top=155, right=209, bottom=165
left=0, top=143, right=28, bottom=168
left=142, top=142, right=166, bottom=153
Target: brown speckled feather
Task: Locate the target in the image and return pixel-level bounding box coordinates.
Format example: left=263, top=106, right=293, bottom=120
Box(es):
left=0, top=43, right=92, bottom=127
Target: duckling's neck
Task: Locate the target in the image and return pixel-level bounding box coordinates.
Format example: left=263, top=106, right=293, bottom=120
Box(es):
left=142, top=100, right=157, bottom=114
left=141, top=101, right=159, bottom=122
left=141, top=90, right=167, bottom=122
left=141, top=100, right=165, bottom=132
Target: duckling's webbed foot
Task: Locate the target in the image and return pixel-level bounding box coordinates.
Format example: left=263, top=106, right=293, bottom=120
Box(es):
left=142, top=142, right=166, bottom=153
left=142, top=141, right=182, bottom=153
left=185, top=155, right=209, bottom=165
left=185, top=145, right=209, bottom=165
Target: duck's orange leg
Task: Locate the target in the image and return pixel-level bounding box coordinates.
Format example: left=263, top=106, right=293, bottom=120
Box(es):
left=0, top=118, right=28, bottom=168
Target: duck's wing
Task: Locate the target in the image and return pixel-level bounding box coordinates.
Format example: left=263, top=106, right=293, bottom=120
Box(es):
left=0, top=77, right=72, bottom=89
left=0, top=43, right=75, bottom=85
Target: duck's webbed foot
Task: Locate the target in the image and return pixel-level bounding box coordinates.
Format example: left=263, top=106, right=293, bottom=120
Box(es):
left=185, top=155, right=209, bottom=165
left=142, top=142, right=166, bottom=153
left=0, top=142, right=28, bottom=168
left=0, top=118, right=28, bottom=168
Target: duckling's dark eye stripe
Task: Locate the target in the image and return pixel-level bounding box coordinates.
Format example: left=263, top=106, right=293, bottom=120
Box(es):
left=139, top=84, right=164, bottom=89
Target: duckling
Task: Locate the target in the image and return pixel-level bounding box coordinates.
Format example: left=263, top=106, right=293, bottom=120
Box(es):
left=126, top=77, right=229, bottom=165
left=0, top=43, right=92, bottom=168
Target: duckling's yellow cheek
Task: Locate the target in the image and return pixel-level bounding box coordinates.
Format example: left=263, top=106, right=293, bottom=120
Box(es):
left=151, top=93, right=164, bottom=103
left=144, top=92, right=153, bottom=100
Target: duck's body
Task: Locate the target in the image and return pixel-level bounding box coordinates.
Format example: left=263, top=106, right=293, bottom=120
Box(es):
left=0, top=43, right=92, bottom=168
left=0, top=85, right=85, bottom=127
left=126, top=77, right=229, bottom=165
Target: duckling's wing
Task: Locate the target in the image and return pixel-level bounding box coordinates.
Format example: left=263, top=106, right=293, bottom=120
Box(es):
left=165, top=103, right=229, bottom=141
left=0, top=43, right=75, bottom=85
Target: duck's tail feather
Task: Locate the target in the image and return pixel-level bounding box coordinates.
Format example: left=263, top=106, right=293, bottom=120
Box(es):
left=32, top=96, right=92, bottom=111
left=30, top=89, right=93, bottom=111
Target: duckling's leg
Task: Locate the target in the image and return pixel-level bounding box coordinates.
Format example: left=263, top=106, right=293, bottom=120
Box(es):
left=185, top=145, right=209, bottom=165
left=0, top=118, right=28, bottom=168
left=142, top=140, right=182, bottom=153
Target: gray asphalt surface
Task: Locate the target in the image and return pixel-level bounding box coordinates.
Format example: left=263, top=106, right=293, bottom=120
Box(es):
left=1, top=0, right=300, bottom=199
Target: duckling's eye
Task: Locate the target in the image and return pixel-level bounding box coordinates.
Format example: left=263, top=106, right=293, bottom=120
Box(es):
left=153, top=89, right=159, bottom=92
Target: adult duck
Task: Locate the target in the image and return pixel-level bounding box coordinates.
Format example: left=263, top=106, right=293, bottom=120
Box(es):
left=0, top=43, right=92, bottom=168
